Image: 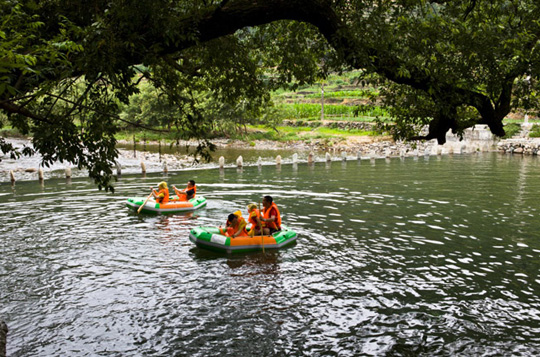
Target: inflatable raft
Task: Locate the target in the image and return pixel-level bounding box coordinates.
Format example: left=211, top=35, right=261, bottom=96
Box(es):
left=126, top=195, right=207, bottom=214
left=189, top=225, right=298, bottom=253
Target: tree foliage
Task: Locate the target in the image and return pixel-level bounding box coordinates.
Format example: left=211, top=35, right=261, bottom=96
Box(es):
left=2, top=0, right=540, bottom=190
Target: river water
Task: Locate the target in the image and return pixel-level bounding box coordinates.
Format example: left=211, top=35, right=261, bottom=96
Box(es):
left=2, top=153, right=540, bottom=356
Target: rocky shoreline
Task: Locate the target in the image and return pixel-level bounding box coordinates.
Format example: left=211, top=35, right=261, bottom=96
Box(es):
left=497, top=138, right=540, bottom=155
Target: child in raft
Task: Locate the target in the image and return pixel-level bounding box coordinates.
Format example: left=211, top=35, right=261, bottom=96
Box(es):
left=247, top=203, right=264, bottom=236
left=220, top=211, right=248, bottom=238
left=150, top=181, right=169, bottom=204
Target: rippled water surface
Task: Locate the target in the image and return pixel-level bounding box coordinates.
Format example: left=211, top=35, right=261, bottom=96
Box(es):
left=2, top=153, right=540, bottom=356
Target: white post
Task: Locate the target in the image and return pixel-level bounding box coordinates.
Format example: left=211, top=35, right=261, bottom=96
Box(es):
left=65, top=167, right=72, bottom=178
left=276, top=155, right=282, bottom=166
left=308, top=151, right=314, bottom=164
left=341, top=151, right=347, bottom=161
left=9, top=170, right=15, bottom=183
left=325, top=152, right=331, bottom=162
left=163, top=161, right=168, bottom=173
left=292, top=153, right=298, bottom=164
left=219, top=156, right=225, bottom=168
left=38, top=168, right=44, bottom=182
left=236, top=155, right=243, bottom=167
left=141, top=161, right=146, bottom=174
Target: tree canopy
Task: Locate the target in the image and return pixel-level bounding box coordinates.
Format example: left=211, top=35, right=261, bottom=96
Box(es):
left=2, top=0, right=540, bottom=190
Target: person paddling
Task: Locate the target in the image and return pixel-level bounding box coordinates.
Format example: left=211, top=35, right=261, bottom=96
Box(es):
left=261, top=195, right=281, bottom=235
left=172, top=180, right=196, bottom=201
left=150, top=181, right=169, bottom=204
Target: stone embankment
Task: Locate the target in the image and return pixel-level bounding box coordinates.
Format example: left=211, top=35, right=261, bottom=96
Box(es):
left=282, top=119, right=375, bottom=131
left=496, top=120, right=540, bottom=155
left=497, top=139, right=540, bottom=155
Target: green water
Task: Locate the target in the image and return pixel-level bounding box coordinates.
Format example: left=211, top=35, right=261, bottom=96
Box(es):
left=1, top=153, right=540, bottom=355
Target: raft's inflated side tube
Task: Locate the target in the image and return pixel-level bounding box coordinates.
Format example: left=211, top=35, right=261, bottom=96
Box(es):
left=126, top=195, right=207, bottom=214
left=189, top=225, right=298, bottom=253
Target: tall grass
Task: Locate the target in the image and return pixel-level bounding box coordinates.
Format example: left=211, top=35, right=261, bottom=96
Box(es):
left=280, top=103, right=388, bottom=120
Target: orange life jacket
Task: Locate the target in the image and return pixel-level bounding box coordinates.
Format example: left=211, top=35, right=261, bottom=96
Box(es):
left=183, top=185, right=196, bottom=198
left=156, top=188, right=169, bottom=204
left=263, top=203, right=281, bottom=231
left=226, top=216, right=248, bottom=237
left=248, top=208, right=261, bottom=227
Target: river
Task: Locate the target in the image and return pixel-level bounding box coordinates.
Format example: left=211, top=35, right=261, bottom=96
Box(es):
left=1, top=152, right=540, bottom=356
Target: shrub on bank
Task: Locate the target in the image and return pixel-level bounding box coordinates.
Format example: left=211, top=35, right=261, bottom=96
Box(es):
left=503, top=123, right=521, bottom=138
left=530, top=124, right=540, bottom=138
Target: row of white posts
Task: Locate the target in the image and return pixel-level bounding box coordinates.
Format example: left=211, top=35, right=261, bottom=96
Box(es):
left=9, top=146, right=473, bottom=183
left=225, top=150, right=374, bottom=168
left=8, top=167, right=69, bottom=185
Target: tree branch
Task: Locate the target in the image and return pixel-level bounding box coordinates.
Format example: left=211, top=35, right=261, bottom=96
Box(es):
left=0, top=101, right=52, bottom=124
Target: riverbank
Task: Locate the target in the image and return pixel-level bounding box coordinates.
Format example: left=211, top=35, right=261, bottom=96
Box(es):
left=117, top=124, right=500, bottom=160
left=3, top=125, right=540, bottom=184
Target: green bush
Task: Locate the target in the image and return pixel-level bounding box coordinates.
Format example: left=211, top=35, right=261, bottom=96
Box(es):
left=529, top=124, right=540, bottom=138
left=503, top=123, right=521, bottom=138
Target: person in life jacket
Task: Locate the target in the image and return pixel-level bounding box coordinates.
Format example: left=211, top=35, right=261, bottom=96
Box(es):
left=172, top=180, right=196, bottom=201
left=247, top=203, right=263, bottom=236
left=261, top=195, right=281, bottom=235
left=151, top=181, right=169, bottom=204
left=220, top=211, right=248, bottom=238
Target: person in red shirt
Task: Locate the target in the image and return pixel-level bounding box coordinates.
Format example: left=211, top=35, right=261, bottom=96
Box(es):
left=261, top=195, right=281, bottom=235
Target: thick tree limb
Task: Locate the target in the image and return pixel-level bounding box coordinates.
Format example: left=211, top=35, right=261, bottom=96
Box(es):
left=0, top=102, right=52, bottom=124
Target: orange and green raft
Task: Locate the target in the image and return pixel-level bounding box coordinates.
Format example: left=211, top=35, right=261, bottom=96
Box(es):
left=126, top=195, right=207, bottom=214
left=189, top=225, right=298, bottom=253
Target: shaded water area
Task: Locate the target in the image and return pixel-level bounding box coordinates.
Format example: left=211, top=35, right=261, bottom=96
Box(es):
left=2, top=153, right=540, bottom=355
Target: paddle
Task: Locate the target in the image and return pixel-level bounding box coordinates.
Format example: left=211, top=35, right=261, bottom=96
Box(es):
left=259, top=201, right=265, bottom=254
left=138, top=192, right=153, bottom=214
